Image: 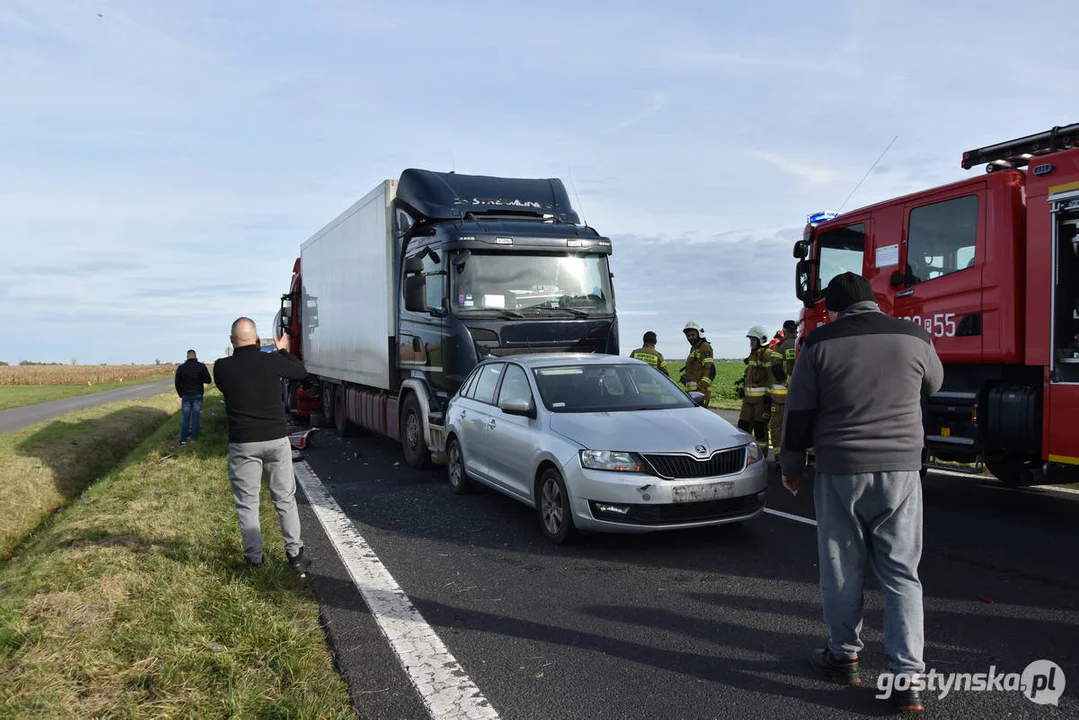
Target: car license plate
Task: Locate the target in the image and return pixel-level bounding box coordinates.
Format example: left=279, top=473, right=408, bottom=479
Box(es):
left=671, top=481, right=736, bottom=503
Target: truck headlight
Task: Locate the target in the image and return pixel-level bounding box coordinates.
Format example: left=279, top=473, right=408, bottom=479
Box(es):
left=746, top=442, right=763, bottom=465
left=579, top=450, right=646, bottom=472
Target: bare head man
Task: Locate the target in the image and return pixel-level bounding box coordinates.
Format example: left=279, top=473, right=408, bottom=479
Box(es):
left=187, top=349, right=197, bottom=359
left=230, top=317, right=259, bottom=349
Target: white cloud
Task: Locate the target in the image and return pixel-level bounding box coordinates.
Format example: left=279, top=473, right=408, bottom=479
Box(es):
left=2, top=0, right=1079, bottom=364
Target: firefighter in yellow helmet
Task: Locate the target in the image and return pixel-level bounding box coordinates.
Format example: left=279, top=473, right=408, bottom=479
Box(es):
left=679, top=321, right=715, bottom=405
left=736, top=326, right=786, bottom=456
left=629, top=331, right=669, bottom=376
left=768, top=320, right=799, bottom=458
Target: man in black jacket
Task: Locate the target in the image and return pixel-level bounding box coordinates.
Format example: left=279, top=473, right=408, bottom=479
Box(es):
left=780, top=272, right=943, bottom=713
left=214, top=317, right=311, bottom=573
left=175, top=349, right=212, bottom=445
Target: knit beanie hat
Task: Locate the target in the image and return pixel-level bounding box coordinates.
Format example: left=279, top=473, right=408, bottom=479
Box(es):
left=825, top=272, right=875, bottom=312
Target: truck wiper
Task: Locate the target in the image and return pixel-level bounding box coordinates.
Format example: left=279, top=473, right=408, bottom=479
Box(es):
left=527, top=306, right=590, bottom=318
left=460, top=308, right=525, bottom=319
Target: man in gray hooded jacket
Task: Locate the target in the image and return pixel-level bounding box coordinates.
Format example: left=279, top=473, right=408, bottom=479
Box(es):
left=780, top=272, right=943, bottom=713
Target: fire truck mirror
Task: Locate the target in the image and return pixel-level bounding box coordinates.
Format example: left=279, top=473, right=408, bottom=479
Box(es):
left=793, top=241, right=809, bottom=259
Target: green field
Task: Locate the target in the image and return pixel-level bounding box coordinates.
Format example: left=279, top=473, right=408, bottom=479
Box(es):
left=666, top=360, right=745, bottom=411
left=0, top=381, right=168, bottom=411
left=0, top=389, right=354, bottom=718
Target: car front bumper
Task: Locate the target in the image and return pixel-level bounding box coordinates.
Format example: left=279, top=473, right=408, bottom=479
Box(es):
left=560, top=456, right=769, bottom=533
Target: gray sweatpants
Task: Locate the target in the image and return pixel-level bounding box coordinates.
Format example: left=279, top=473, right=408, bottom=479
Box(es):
left=814, top=470, right=924, bottom=675
left=227, top=437, right=303, bottom=563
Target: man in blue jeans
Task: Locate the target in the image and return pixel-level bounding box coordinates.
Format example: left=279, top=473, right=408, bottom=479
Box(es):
left=175, top=349, right=212, bottom=445
left=780, top=272, right=943, bottom=713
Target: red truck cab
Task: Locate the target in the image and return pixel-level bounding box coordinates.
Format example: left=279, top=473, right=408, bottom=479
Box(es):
left=793, top=123, right=1079, bottom=486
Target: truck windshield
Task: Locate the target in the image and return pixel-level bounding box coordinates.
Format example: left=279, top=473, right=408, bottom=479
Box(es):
left=816, top=223, right=866, bottom=291
left=449, top=252, right=614, bottom=316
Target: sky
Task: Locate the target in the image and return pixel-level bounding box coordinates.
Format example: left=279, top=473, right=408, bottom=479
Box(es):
left=3, top=0, right=1078, bottom=364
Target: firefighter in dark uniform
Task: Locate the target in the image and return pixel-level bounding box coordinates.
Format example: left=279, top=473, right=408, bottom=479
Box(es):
left=736, top=326, right=786, bottom=456
left=768, top=320, right=799, bottom=457
left=680, top=321, right=716, bottom=405
left=629, top=331, right=669, bottom=376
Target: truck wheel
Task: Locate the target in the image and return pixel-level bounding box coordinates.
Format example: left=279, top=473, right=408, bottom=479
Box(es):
left=400, top=394, right=431, bottom=469
left=334, top=386, right=358, bottom=437
left=985, top=455, right=1027, bottom=487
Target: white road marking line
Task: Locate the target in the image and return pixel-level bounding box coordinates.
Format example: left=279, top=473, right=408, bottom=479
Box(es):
left=294, top=460, right=500, bottom=720
left=763, top=507, right=818, bottom=527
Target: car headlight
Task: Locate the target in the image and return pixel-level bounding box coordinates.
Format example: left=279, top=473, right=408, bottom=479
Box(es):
left=745, top=442, right=763, bottom=465
left=579, top=450, right=646, bottom=472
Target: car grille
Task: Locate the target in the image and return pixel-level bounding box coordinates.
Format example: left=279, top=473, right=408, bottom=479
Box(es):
left=588, top=492, right=766, bottom=526
left=642, top=447, right=747, bottom=479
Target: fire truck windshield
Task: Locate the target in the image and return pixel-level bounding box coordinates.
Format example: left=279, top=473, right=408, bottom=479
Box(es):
left=816, top=222, right=866, bottom=293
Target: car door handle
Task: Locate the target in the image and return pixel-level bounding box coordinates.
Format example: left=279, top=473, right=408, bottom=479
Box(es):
left=487, top=420, right=496, bottom=429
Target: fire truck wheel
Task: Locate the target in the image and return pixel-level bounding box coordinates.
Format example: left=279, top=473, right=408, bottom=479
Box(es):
left=985, top=455, right=1026, bottom=487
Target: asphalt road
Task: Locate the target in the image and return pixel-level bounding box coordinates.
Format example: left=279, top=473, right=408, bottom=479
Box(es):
left=0, top=378, right=174, bottom=435
left=292, top=411, right=1079, bottom=720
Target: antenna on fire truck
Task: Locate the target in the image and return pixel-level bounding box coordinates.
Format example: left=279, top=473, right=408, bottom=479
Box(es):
left=837, top=135, right=898, bottom=213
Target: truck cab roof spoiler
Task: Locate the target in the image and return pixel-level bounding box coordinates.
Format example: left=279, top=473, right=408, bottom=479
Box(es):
left=395, top=168, right=581, bottom=224
left=962, top=123, right=1079, bottom=171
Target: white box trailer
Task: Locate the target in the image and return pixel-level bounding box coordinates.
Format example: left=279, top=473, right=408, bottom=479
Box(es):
left=299, top=180, right=399, bottom=391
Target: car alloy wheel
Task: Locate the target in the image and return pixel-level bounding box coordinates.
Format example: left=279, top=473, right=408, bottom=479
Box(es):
left=446, top=437, right=472, bottom=494
left=537, top=468, right=578, bottom=545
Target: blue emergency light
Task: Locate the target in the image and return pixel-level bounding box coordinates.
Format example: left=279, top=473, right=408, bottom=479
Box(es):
left=807, top=211, right=839, bottom=225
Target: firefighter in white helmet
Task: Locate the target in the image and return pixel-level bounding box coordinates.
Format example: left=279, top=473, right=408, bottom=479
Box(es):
left=679, top=321, right=716, bottom=406
left=736, top=325, right=786, bottom=456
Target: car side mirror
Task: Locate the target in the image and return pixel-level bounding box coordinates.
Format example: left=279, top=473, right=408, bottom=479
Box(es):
left=499, top=399, right=536, bottom=418
left=404, top=275, right=427, bottom=312
left=689, top=391, right=706, bottom=406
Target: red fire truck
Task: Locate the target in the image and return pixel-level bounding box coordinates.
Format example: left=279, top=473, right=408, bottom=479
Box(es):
left=793, top=123, right=1079, bottom=486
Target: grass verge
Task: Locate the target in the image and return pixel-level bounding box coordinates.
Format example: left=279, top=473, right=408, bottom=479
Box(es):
left=667, top=361, right=744, bottom=411
left=0, top=388, right=355, bottom=719
left=0, top=379, right=169, bottom=411
left=0, top=393, right=180, bottom=558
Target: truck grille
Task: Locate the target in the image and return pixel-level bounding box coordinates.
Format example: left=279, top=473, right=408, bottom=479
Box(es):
left=643, top=447, right=747, bottom=479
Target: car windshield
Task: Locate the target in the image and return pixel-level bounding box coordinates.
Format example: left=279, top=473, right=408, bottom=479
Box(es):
left=532, top=363, right=695, bottom=413
left=449, top=251, right=614, bottom=317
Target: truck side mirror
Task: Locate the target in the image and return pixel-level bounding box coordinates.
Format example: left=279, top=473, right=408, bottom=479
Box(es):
left=793, top=241, right=809, bottom=259
left=404, top=275, right=427, bottom=312
left=404, top=255, right=424, bottom=275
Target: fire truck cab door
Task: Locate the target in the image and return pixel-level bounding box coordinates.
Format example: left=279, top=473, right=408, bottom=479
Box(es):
left=892, top=189, right=984, bottom=362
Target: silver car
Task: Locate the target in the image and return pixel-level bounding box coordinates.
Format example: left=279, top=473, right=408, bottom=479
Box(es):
left=443, top=353, right=768, bottom=544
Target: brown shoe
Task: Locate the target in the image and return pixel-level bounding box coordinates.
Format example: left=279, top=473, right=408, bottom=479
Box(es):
left=889, top=686, right=925, bottom=713
left=809, top=647, right=861, bottom=686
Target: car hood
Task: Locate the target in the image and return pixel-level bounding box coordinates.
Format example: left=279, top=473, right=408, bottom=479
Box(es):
left=548, top=407, right=752, bottom=454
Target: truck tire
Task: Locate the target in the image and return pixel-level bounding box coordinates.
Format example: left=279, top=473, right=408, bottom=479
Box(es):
left=985, top=454, right=1028, bottom=487
left=400, top=393, right=431, bottom=469
left=333, top=386, right=358, bottom=437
